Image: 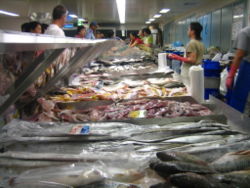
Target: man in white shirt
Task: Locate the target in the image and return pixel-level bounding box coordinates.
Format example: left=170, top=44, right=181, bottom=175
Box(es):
left=45, top=5, right=68, bottom=37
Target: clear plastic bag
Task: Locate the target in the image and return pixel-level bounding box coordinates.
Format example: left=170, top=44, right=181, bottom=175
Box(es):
left=10, top=163, right=107, bottom=187
left=10, top=181, right=73, bottom=188
left=10, top=156, right=150, bottom=187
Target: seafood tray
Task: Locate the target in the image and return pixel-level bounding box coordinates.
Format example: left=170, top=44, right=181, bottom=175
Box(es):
left=35, top=96, right=220, bottom=123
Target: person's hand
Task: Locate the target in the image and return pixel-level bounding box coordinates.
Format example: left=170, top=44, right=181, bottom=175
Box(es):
left=167, top=53, right=179, bottom=60
left=226, top=75, right=234, bottom=89
left=168, top=53, right=189, bottom=62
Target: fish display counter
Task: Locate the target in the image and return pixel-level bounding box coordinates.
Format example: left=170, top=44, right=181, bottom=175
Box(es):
left=2, top=31, right=250, bottom=188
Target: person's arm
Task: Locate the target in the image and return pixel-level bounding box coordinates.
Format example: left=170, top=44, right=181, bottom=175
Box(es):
left=226, top=49, right=245, bottom=89
left=144, top=43, right=152, bottom=47
left=168, top=41, right=198, bottom=64
left=129, top=40, right=139, bottom=47
left=168, top=52, right=197, bottom=64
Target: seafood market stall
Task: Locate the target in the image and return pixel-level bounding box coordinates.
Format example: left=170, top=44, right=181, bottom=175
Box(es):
left=1, top=31, right=250, bottom=188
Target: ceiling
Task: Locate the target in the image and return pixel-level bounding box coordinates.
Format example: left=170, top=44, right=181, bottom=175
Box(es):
left=0, top=0, right=226, bottom=25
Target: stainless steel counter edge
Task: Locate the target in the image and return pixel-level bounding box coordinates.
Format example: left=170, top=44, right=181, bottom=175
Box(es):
left=0, top=30, right=115, bottom=53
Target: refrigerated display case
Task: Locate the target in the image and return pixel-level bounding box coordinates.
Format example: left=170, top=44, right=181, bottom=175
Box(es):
left=0, top=30, right=115, bottom=120
left=1, top=30, right=250, bottom=188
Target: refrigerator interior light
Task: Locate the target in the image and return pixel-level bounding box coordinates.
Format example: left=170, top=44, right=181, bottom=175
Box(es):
left=116, top=0, right=126, bottom=24
left=0, top=10, right=19, bottom=17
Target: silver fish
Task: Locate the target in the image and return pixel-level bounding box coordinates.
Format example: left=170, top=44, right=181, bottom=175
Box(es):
left=169, top=173, right=224, bottom=188
left=161, top=120, right=229, bottom=130
left=150, top=161, right=215, bottom=178
left=211, top=150, right=250, bottom=173
left=163, top=135, right=228, bottom=144
left=212, top=170, right=250, bottom=188
left=129, top=128, right=225, bottom=143
left=156, top=152, right=208, bottom=166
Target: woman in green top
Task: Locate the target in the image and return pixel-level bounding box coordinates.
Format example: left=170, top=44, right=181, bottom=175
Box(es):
left=142, top=28, right=153, bottom=47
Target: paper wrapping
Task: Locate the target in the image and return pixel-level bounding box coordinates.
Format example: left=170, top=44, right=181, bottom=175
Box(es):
left=158, top=53, right=167, bottom=71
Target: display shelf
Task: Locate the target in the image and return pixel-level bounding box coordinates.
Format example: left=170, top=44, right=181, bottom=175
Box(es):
left=0, top=30, right=115, bottom=117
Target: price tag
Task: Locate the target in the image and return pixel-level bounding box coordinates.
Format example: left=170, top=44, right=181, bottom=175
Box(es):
left=70, top=125, right=90, bottom=135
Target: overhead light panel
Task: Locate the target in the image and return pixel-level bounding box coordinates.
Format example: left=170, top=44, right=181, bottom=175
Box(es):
left=160, top=8, right=170, bottom=14
left=233, top=14, right=244, bottom=19
left=154, top=14, right=162, bottom=18
left=149, top=18, right=155, bottom=22
left=116, top=0, right=126, bottom=24
left=0, top=10, right=19, bottom=17
left=69, top=14, right=78, bottom=18
left=145, top=21, right=151, bottom=24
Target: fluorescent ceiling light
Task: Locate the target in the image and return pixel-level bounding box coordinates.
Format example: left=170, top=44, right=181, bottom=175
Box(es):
left=233, top=14, right=244, bottom=19
left=149, top=18, right=155, bottom=22
left=69, top=14, right=78, bottom=18
left=146, top=21, right=151, bottom=24
left=154, top=14, right=162, bottom=18
left=160, top=8, right=170, bottom=14
left=0, top=10, right=19, bottom=17
left=116, top=0, right=126, bottom=24
left=178, top=21, right=185, bottom=25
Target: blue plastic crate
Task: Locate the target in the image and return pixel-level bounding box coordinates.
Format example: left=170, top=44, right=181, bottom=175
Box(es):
left=205, top=88, right=220, bottom=100
left=172, top=51, right=184, bottom=56
left=202, top=60, right=221, bottom=77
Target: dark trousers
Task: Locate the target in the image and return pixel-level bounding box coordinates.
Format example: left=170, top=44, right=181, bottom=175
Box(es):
left=230, top=61, right=250, bottom=113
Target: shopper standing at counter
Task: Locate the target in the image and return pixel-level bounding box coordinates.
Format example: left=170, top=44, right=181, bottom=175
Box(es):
left=168, top=22, right=205, bottom=86
left=129, top=32, right=143, bottom=48
left=86, top=22, right=98, bottom=39
left=226, top=25, right=250, bottom=113
left=142, top=28, right=153, bottom=48
left=138, top=29, right=144, bottom=39
left=45, top=5, right=68, bottom=37
left=75, top=26, right=86, bottom=39
left=29, top=21, right=42, bottom=34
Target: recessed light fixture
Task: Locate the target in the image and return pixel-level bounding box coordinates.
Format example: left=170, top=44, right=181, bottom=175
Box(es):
left=160, top=8, right=170, bottom=14
left=145, top=21, right=151, bottom=24
left=69, top=14, right=78, bottom=18
left=0, top=10, right=19, bottom=17
left=116, top=0, right=126, bottom=24
left=149, top=18, right=155, bottom=22
left=154, top=14, right=162, bottom=18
